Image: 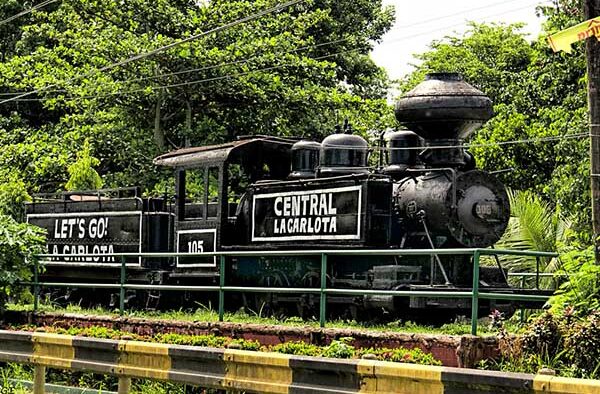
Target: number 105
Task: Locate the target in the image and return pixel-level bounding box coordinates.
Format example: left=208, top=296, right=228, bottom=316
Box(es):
left=187, top=240, right=204, bottom=253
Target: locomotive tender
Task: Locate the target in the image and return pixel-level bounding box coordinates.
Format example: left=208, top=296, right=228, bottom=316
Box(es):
left=26, top=73, right=533, bottom=318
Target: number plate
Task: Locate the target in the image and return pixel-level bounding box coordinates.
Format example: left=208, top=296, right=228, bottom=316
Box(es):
left=176, top=228, right=217, bottom=267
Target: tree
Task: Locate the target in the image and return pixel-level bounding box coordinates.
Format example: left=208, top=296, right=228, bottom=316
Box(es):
left=0, top=0, right=396, bottom=194
left=0, top=171, right=45, bottom=313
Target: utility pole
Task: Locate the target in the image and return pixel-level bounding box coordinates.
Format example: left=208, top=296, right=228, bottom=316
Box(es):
left=585, top=0, right=600, bottom=262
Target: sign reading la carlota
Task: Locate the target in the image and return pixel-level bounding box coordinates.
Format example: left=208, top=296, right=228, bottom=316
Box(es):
left=548, top=17, right=600, bottom=53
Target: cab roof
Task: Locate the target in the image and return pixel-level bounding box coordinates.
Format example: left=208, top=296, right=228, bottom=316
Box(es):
left=153, top=136, right=296, bottom=168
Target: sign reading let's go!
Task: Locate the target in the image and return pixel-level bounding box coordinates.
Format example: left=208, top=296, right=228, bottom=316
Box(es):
left=251, top=185, right=362, bottom=241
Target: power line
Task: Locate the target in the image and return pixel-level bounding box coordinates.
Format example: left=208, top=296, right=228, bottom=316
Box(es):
left=0, top=0, right=549, bottom=100
left=3, top=44, right=361, bottom=102
left=326, top=133, right=589, bottom=151
left=0, top=0, right=57, bottom=27
left=6, top=1, right=543, bottom=101
left=0, top=0, right=544, bottom=100
left=0, top=0, right=306, bottom=106
left=391, top=0, right=527, bottom=30
left=380, top=1, right=551, bottom=47
left=51, top=48, right=359, bottom=101
left=0, top=36, right=352, bottom=97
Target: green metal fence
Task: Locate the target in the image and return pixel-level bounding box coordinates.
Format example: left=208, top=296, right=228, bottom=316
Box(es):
left=26, top=248, right=559, bottom=335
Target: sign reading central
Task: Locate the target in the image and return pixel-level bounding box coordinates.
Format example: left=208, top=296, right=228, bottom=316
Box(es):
left=252, top=185, right=362, bottom=241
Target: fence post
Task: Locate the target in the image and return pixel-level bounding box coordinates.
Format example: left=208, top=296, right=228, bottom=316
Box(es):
left=118, top=376, right=131, bottom=394
left=535, top=256, right=540, bottom=290
left=520, top=275, right=526, bottom=323
left=119, top=255, right=126, bottom=316
left=219, top=255, right=225, bottom=322
left=319, top=253, right=327, bottom=328
left=33, top=365, right=45, bottom=394
left=471, top=250, right=481, bottom=336
left=33, top=258, right=39, bottom=312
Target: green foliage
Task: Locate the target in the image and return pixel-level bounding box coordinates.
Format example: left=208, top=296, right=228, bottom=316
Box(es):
left=357, top=347, right=442, bottom=366
left=0, top=215, right=46, bottom=311
left=322, top=337, right=355, bottom=359
left=0, top=363, right=30, bottom=394
left=65, top=140, right=103, bottom=191
left=549, top=246, right=600, bottom=314
left=270, top=340, right=322, bottom=356
left=486, top=310, right=600, bottom=378
left=519, top=312, right=564, bottom=358
left=496, top=190, right=571, bottom=288
left=0, top=170, right=31, bottom=221
left=16, top=324, right=441, bottom=365
left=0, top=0, right=396, bottom=193
left=564, top=312, right=600, bottom=376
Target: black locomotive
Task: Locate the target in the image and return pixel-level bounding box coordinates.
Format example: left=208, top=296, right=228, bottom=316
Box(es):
left=26, top=73, right=536, bottom=319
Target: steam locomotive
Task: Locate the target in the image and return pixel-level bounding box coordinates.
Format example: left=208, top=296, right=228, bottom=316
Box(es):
left=25, top=73, right=536, bottom=319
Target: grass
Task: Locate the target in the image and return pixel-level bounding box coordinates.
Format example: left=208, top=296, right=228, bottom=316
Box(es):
left=4, top=302, right=524, bottom=336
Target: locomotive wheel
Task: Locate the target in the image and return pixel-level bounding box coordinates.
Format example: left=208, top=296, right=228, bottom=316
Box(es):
left=251, top=271, right=289, bottom=318
left=296, top=270, right=326, bottom=320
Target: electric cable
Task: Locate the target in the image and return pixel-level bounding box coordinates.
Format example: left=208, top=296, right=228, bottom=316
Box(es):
left=392, top=0, right=535, bottom=30
left=0, top=0, right=57, bottom=27
left=330, top=133, right=589, bottom=151
left=0, top=36, right=353, bottom=97
left=0, top=0, right=306, bottom=105
left=379, top=0, right=551, bottom=47
left=0, top=0, right=550, bottom=99
left=5, top=47, right=361, bottom=102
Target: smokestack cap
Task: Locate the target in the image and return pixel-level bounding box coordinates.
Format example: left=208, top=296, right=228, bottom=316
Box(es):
left=395, top=73, right=493, bottom=140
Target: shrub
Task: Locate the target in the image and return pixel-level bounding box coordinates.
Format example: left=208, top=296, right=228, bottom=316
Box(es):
left=492, top=310, right=600, bottom=378
left=270, top=341, right=322, bottom=356
left=357, top=347, right=442, bottom=366
left=0, top=170, right=30, bottom=221
left=519, top=312, right=565, bottom=359
left=0, top=215, right=46, bottom=313
left=549, top=246, right=600, bottom=315
left=564, top=312, right=600, bottom=376
left=322, top=338, right=355, bottom=359
left=65, top=140, right=103, bottom=191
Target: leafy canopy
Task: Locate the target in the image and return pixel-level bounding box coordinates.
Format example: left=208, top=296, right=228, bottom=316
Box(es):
left=0, top=0, right=396, bottom=194
left=65, top=139, right=103, bottom=191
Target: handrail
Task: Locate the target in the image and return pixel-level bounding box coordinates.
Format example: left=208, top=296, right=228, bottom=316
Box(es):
left=36, top=247, right=559, bottom=258
left=508, top=272, right=568, bottom=277
left=24, top=248, right=562, bottom=335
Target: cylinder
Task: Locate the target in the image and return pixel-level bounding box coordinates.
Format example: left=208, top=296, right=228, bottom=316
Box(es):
left=318, top=133, right=369, bottom=177
left=383, top=130, right=420, bottom=177
left=289, top=140, right=321, bottom=179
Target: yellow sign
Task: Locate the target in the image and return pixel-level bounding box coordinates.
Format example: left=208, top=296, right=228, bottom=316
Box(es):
left=548, top=17, right=600, bottom=53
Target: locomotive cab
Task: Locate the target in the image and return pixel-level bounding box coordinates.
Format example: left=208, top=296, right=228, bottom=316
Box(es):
left=153, top=136, right=297, bottom=274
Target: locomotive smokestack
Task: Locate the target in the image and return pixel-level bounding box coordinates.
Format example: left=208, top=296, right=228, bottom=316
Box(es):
left=394, top=73, right=493, bottom=167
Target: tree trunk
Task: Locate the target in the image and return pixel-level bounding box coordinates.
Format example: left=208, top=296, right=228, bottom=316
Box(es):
left=154, top=88, right=165, bottom=150
left=585, top=0, right=600, bottom=262
left=185, top=100, right=192, bottom=147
